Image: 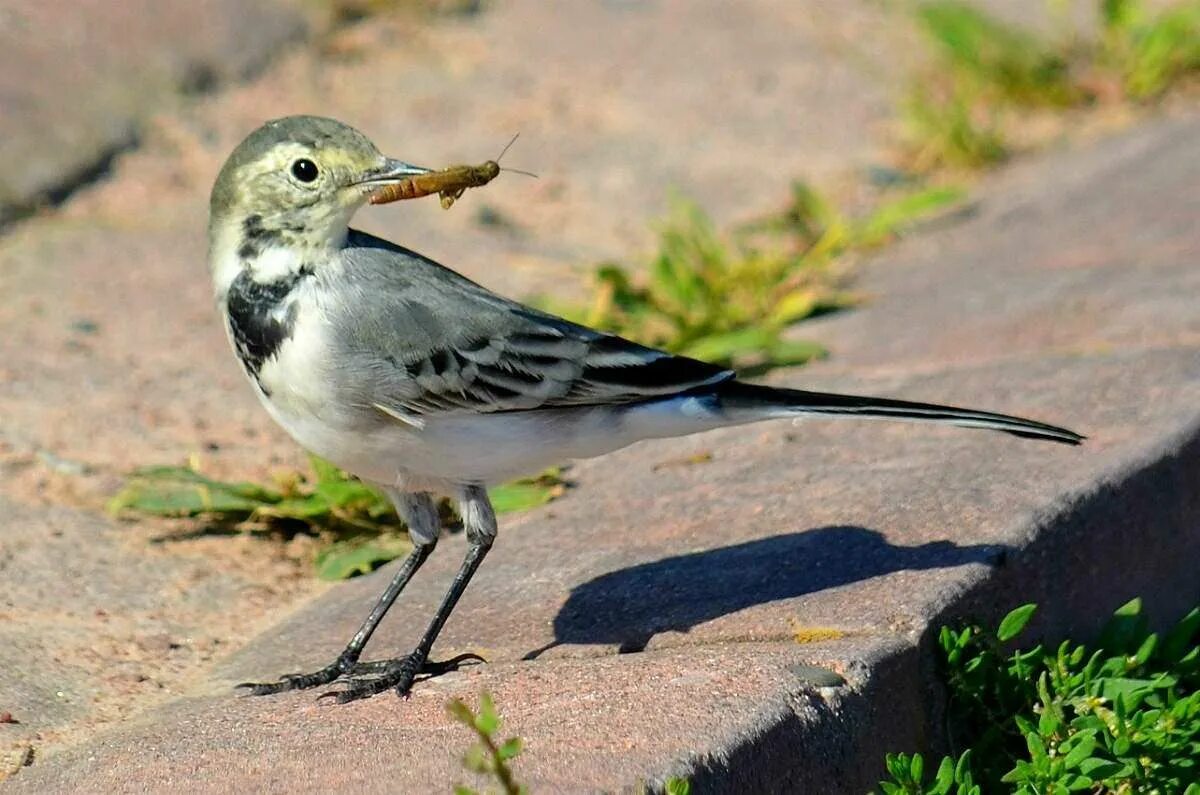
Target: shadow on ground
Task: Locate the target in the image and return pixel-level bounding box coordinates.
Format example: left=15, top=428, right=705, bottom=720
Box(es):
left=527, top=526, right=1007, bottom=657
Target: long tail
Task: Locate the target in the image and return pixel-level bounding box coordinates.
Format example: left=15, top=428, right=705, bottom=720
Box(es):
left=716, top=381, right=1084, bottom=445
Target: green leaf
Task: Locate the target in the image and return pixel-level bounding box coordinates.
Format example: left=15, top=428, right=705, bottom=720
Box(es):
left=1062, top=773, right=1093, bottom=791
left=1130, top=632, right=1157, bottom=667
left=909, top=752, right=924, bottom=782
left=1159, top=607, right=1200, bottom=664
left=1062, top=734, right=1096, bottom=769
left=488, top=469, right=564, bottom=514
left=1078, top=758, right=1125, bottom=779
left=475, top=692, right=500, bottom=735
left=313, top=535, right=411, bottom=581
left=997, top=603, right=1037, bottom=642
left=885, top=753, right=909, bottom=781
left=497, top=737, right=523, bottom=761
left=1098, top=597, right=1146, bottom=653
left=664, top=777, right=691, bottom=795
left=933, top=755, right=955, bottom=791
left=767, top=289, right=820, bottom=326
left=1025, top=730, right=1048, bottom=766
left=764, top=338, right=828, bottom=368
left=854, top=185, right=966, bottom=247
left=108, top=465, right=281, bottom=517
left=1096, top=675, right=1163, bottom=705
left=954, top=750, right=974, bottom=782
left=259, top=495, right=334, bottom=520
left=1038, top=704, right=1061, bottom=737
left=308, top=454, right=346, bottom=483
left=313, top=477, right=387, bottom=508
left=678, top=327, right=775, bottom=363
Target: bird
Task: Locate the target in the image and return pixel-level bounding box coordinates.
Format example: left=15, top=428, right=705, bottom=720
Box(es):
left=207, top=115, right=1083, bottom=704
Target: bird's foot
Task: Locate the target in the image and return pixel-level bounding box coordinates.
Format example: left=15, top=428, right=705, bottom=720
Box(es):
left=236, top=651, right=358, bottom=695
left=317, top=651, right=485, bottom=704
left=238, top=651, right=484, bottom=699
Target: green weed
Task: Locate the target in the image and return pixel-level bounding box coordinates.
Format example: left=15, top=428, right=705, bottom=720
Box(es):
left=662, top=777, right=692, bottom=794
left=1100, top=0, right=1200, bottom=99
left=901, top=0, right=1200, bottom=171
left=877, top=598, right=1200, bottom=794
left=109, top=456, right=565, bottom=580
left=545, top=184, right=963, bottom=377
left=901, top=80, right=1010, bottom=171
left=448, top=693, right=526, bottom=795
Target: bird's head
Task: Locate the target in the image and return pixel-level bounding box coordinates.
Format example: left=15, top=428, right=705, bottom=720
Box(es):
left=208, top=115, right=426, bottom=288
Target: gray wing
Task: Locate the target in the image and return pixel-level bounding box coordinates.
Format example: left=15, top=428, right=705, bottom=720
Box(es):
left=331, top=234, right=733, bottom=418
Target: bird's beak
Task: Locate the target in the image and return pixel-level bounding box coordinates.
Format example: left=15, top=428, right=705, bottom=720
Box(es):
left=356, top=158, right=431, bottom=186
left=353, top=159, right=431, bottom=204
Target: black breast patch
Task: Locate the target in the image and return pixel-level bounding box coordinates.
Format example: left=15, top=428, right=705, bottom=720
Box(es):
left=225, top=268, right=310, bottom=381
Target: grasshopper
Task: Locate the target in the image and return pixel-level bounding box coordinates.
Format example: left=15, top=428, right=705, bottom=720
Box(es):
left=369, top=134, right=532, bottom=210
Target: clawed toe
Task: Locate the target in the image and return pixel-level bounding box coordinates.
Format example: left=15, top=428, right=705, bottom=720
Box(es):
left=237, top=650, right=484, bottom=701
left=343, top=651, right=486, bottom=678
left=421, top=651, right=487, bottom=675
left=315, top=650, right=484, bottom=703
left=236, top=660, right=349, bottom=696
left=317, top=677, right=396, bottom=704
left=321, top=655, right=421, bottom=702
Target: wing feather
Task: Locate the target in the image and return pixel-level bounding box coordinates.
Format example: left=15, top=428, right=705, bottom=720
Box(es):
left=335, top=234, right=735, bottom=419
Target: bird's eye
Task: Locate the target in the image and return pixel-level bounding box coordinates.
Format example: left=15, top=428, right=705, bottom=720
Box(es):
left=291, top=159, right=319, bottom=183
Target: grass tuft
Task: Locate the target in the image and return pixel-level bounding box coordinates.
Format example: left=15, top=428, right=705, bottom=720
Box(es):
left=541, top=183, right=963, bottom=377
left=900, top=0, right=1200, bottom=171
left=109, top=455, right=565, bottom=580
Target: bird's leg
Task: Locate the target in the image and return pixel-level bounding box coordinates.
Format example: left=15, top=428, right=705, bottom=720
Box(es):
left=321, top=485, right=496, bottom=704
left=238, top=491, right=442, bottom=695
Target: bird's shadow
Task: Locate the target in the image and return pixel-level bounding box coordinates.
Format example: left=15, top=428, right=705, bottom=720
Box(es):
left=526, top=526, right=1007, bottom=658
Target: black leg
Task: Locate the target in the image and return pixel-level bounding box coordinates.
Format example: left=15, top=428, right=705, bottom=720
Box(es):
left=320, top=485, right=497, bottom=704
left=238, top=491, right=441, bottom=695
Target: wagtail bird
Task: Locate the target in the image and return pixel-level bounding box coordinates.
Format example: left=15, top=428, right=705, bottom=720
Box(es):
left=208, top=116, right=1082, bottom=703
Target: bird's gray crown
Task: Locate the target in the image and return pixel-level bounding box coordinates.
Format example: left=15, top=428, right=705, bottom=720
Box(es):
left=209, top=115, right=381, bottom=219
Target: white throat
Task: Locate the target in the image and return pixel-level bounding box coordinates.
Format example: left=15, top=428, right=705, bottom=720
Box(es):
left=208, top=212, right=351, bottom=297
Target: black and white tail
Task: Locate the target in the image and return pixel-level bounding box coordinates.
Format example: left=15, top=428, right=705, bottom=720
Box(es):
left=717, top=381, right=1084, bottom=445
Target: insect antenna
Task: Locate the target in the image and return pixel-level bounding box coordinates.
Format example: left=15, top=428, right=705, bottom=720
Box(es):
left=495, top=132, right=521, bottom=162
left=494, top=132, right=539, bottom=179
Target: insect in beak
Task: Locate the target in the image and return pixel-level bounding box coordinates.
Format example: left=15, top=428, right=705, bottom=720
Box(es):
left=356, top=159, right=433, bottom=197
left=365, top=134, right=536, bottom=209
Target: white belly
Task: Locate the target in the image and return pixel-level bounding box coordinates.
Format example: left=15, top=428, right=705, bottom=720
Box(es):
left=257, top=392, right=645, bottom=491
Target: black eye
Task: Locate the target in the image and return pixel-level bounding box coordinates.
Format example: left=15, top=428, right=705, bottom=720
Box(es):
left=291, top=158, right=319, bottom=182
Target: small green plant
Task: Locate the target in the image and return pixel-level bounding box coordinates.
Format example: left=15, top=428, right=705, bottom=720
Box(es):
left=662, top=777, right=692, bottom=795
left=447, top=693, right=526, bottom=795
left=901, top=80, right=1009, bottom=171
left=877, top=599, right=1200, bottom=794
left=878, top=751, right=981, bottom=795
left=901, top=0, right=1200, bottom=171
left=547, top=184, right=962, bottom=376
left=916, top=2, right=1078, bottom=106
left=109, top=455, right=565, bottom=580
left=1100, top=0, right=1200, bottom=99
